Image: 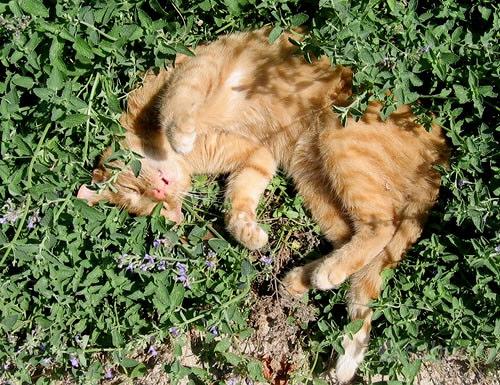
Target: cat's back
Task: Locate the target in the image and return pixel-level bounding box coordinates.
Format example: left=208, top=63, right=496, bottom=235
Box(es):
left=321, top=102, right=448, bottom=210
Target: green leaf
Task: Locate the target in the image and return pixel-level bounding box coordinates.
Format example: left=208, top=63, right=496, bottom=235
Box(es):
left=224, top=0, right=241, bottom=16
left=346, top=319, right=364, bottom=335
left=173, top=43, right=194, bottom=57
left=11, top=75, right=34, bottom=89
left=268, top=26, right=283, bottom=44
left=453, top=85, right=469, bottom=104
left=130, top=159, right=142, bottom=177
left=440, top=52, right=459, bottom=65
left=73, top=37, right=95, bottom=59
left=290, top=13, right=309, bottom=26
left=358, top=48, right=375, bottom=65
left=247, top=360, right=265, bottom=381
left=1, top=314, right=19, bottom=331
left=130, top=363, right=147, bottom=378
left=61, top=113, right=88, bottom=128
left=479, top=6, right=492, bottom=20
left=73, top=198, right=105, bottom=221
left=19, top=0, right=49, bottom=17
left=169, top=284, right=185, bottom=310
left=214, top=338, right=231, bottom=352
left=208, top=238, right=229, bottom=253
left=47, top=67, right=65, bottom=90
left=240, top=260, right=255, bottom=278
left=222, top=352, right=242, bottom=365
left=120, top=357, right=140, bottom=368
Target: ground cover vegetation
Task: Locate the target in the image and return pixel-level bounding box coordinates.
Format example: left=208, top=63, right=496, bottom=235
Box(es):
left=0, top=0, right=498, bottom=384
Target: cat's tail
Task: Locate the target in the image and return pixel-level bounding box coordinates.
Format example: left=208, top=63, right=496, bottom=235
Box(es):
left=334, top=216, right=423, bottom=383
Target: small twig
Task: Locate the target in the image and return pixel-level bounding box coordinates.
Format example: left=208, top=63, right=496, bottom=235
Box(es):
left=83, top=73, right=100, bottom=165
left=78, top=20, right=118, bottom=41
left=1, top=123, right=50, bottom=265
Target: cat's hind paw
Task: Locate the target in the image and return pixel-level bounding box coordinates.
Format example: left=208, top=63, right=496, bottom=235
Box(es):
left=282, top=267, right=311, bottom=297
left=227, top=211, right=268, bottom=250
left=311, top=262, right=348, bottom=290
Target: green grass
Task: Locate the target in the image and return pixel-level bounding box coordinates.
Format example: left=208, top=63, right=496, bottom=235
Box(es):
left=0, top=0, right=498, bottom=384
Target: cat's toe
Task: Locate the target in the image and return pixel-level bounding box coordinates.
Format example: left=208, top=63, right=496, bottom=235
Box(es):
left=171, top=131, right=196, bottom=154
left=227, top=212, right=268, bottom=250
left=282, top=267, right=310, bottom=297
left=311, top=263, right=347, bottom=290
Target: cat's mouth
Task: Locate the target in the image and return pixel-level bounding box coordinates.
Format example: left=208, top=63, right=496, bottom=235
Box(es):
left=160, top=202, right=183, bottom=224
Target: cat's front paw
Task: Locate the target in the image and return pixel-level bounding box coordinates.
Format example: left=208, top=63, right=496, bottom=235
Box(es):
left=311, top=262, right=348, bottom=290
left=170, top=130, right=197, bottom=154
left=227, top=211, right=268, bottom=250
left=282, top=267, right=310, bottom=297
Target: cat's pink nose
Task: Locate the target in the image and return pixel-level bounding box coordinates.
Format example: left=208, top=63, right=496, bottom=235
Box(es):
left=149, top=171, right=172, bottom=200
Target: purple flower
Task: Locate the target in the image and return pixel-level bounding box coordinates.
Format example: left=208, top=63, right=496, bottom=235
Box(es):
left=139, top=263, right=150, bottom=271
left=169, top=327, right=180, bottom=337
left=69, top=355, right=79, bottom=368
left=148, top=345, right=158, bottom=357
left=177, top=262, right=187, bottom=274
left=495, top=245, right=500, bottom=253
left=260, top=256, right=273, bottom=265
left=176, top=262, right=190, bottom=288
left=153, top=238, right=169, bottom=247
left=0, top=199, right=20, bottom=225
left=126, top=262, right=135, bottom=272
left=458, top=179, right=468, bottom=188
left=157, top=260, right=167, bottom=271
left=420, top=45, right=431, bottom=53
left=205, top=260, right=215, bottom=268
left=227, top=378, right=238, bottom=385
left=209, top=325, right=219, bottom=336
left=104, top=368, right=113, bottom=380
left=27, top=210, right=41, bottom=229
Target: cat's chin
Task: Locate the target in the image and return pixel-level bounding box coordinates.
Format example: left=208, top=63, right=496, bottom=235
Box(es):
left=161, top=205, right=183, bottom=224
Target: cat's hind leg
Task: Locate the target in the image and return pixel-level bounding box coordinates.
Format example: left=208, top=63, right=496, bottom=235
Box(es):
left=332, top=217, right=423, bottom=382
left=332, top=257, right=383, bottom=383
left=282, top=137, right=352, bottom=296
left=311, top=219, right=396, bottom=290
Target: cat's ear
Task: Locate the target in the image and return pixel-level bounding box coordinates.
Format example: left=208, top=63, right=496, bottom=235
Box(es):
left=92, top=169, right=104, bottom=182
left=77, top=185, right=100, bottom=205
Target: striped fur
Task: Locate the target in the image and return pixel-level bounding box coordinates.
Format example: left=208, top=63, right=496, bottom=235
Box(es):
left=79, top=29, right=449, bottom=383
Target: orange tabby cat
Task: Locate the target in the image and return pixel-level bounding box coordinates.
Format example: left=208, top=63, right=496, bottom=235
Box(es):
left=78, top=29, right=448, bottom=383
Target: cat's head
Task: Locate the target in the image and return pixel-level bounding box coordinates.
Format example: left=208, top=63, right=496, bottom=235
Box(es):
left=77, top=145, right=191, bottom=223
left=77, top=67, right=192, bottom=223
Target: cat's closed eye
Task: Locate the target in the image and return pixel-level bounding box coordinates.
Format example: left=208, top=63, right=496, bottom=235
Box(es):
left=117, top=183, right=142, bottom=195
